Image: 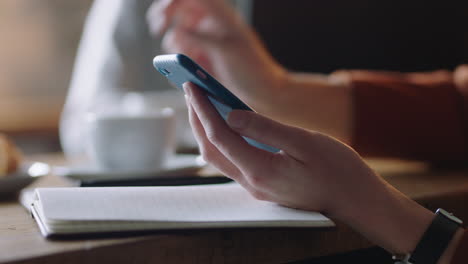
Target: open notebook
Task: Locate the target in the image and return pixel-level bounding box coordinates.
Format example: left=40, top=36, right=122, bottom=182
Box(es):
left=31, top=183, right=334, bottom=238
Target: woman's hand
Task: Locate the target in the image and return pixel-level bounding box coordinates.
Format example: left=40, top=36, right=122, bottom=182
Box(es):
left=147, top=0, right=354, bottom=142
left=183, top=82, right=436, bottom=256
left=147, top=0, right=286, bottom=110
left=183, top=82, right=377, bottom=213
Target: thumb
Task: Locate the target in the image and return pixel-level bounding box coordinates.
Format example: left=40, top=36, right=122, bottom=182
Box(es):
left=227, top=110, right=313, bottom=159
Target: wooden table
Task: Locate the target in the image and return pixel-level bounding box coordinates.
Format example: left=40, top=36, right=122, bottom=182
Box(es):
left=1, top=154, right=468, bottom=264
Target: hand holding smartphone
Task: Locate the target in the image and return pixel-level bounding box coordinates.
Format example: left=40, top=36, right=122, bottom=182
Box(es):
left=153, top=54, right=279, bottom=153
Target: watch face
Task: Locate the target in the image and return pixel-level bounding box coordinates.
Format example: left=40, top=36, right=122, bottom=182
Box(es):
left=437, top=209, right=463, bottom=225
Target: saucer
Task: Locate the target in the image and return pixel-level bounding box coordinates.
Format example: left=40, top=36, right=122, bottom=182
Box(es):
left=0, top=162, right=50, bottom=197
left=54, top=154, right=206, bottom=181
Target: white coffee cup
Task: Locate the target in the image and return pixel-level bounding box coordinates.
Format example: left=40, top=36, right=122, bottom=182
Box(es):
left=121, top=91, right=197, bottom=149
left=85, top=108, right=176, bottom=172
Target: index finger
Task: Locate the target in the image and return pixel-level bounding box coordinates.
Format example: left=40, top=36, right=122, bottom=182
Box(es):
left=184, top=83, right=274, bottom=175
left=146, top=0, right=234, bottom=36
left=146, top=0, right=180, bottom=35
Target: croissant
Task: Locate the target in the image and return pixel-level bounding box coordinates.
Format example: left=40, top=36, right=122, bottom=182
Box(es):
left=0, top=134, right=22, bottom=177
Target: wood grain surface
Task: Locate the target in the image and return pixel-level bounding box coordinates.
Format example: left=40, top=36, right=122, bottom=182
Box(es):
left=1, top=154, right=467, bottom=264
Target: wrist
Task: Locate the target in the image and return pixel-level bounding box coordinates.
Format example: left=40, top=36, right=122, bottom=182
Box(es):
left=239, top=61, right=288, bottom=113
left=389, top=195, right=435, bottom=255
left=330, top=175, right=435, bottom=255
left=262, top=70, right=353, bottom=143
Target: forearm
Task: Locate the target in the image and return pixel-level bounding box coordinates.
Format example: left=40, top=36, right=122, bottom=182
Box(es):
left=254, top=71, right=353, bottom=144
left=330, top=167, right=464, bottom=264
left=338, top=181, right=434, bottom=254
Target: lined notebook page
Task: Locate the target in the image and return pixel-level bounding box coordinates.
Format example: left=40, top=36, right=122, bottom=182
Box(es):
left=36, top=183, right=332, bottom=225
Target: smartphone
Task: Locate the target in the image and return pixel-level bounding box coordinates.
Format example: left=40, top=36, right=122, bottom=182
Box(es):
left=153, top=54, right=279, bottom=153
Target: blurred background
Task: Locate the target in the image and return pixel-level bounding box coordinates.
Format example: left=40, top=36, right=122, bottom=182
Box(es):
left=0, top=0, right=92, bottom=152
left=254, top=0, right=468, bottom=73
left=1, top=0, right=467, bottom=154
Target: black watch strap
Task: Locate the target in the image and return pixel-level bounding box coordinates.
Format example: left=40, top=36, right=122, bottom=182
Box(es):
left=409, top=209, right=462, bottom=264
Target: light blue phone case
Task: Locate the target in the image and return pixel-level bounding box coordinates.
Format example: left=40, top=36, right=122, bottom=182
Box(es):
left=153, top=54, right=279, bottom=153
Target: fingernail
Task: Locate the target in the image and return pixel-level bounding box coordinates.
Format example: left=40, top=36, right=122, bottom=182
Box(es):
left=227, top=111, right=247, bottom=130
left=183, top=83, right=192, bottom=98
left=184, top=94, right=189, bottom=105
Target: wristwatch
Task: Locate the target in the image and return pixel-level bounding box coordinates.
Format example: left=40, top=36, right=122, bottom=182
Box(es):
left=393, top=208, right=463, bottom=264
